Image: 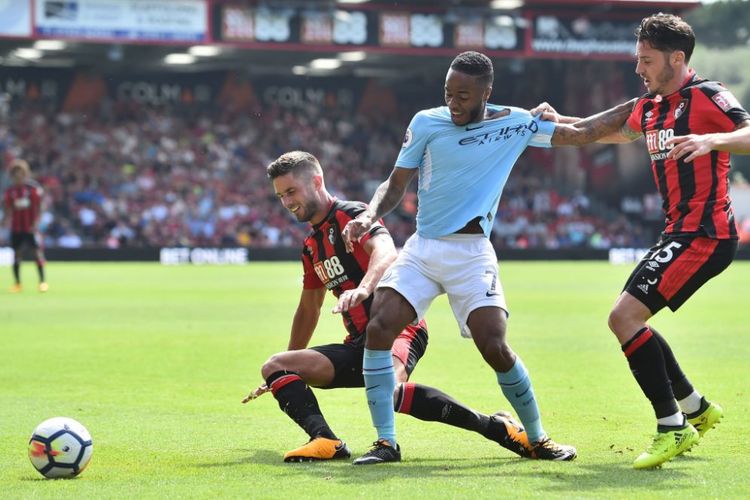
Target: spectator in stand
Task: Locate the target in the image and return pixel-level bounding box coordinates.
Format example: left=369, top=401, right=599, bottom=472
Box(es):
left=5, top=87, right=651, bottom=250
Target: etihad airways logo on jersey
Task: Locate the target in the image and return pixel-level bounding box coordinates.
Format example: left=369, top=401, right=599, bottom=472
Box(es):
left=458, top=121, right=539, bottom=146
left=645, top=128, right=674, bottom=159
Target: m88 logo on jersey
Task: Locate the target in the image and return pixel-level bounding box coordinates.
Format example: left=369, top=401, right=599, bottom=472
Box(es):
left=314, top=256, right=345, bottom=284
left=646, top=128, right=674, bottom=154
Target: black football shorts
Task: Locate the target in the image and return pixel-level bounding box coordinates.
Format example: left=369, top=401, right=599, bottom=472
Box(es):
left=623, top=234, right=736, bottom=314
left=311, top=323, right=428, bottom=389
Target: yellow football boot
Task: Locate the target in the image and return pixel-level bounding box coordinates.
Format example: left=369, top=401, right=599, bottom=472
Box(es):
left=633, top=424, right=699, bottom=469
left=687, top=399, right=723, bottom=438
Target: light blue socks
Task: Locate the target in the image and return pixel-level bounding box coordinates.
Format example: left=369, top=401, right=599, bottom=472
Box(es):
left=363, top=348, right=397, bottom=446
left=496, top=356, right=545, bottom=443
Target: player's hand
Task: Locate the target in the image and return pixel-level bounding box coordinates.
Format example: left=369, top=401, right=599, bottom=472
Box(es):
left=341, top=213, right=373, bottom=253
left=332, top=286, right=369, bottom=314
left=241, top=383, right=269, bottom=403
left=666, top=134, right=715, bottom=162
left=529, top=101, right=560, bottom=122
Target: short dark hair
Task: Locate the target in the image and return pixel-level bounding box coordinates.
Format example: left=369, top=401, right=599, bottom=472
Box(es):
left=266, top=151, right=322, bottom=180
left=450, top=51, right=494, bottom=86
left=636, top=13, right=695, bottom=62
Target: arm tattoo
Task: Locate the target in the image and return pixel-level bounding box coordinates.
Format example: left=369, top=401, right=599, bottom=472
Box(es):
left=552, top=98, right=638, bottom=146
left=621, top=123, right=642, bottom=141
left=368, top=178, right=405, bottom=221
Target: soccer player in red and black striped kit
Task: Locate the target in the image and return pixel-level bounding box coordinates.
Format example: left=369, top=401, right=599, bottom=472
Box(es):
left=3, top=159, right=48, bottom=293
left=534, top=13, right=750, bottom=469
left=242, top=151, right=531, bottom=462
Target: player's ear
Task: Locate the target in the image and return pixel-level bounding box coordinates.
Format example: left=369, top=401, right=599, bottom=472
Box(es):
left=483, top=85, right=492, bottom=103
left=312, top=174, right=323, bottom=190
left=671, top=50, right=685, bottom=66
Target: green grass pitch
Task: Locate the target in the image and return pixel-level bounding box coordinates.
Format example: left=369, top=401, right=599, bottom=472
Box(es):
left=1, top=261, right=748, bottom=498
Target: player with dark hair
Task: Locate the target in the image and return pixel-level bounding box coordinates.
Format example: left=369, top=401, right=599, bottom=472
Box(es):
left=243, top=150, right=531, bottom=462
left=3, top=159, right=48, bottom=293
left=533, top=13, right=750, bottom=469
left=342, top=51, right=635, bottom=465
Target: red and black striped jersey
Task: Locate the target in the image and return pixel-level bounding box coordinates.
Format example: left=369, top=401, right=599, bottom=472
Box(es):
left=301, top=199, right=389, bottom=343
left=626, top=71, right=750, bottom=239
left=4, top=181, right=43, bottom=233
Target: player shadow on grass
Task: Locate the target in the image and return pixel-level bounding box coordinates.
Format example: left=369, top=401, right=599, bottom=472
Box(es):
left=196, top=448, right=707, bottom=489
left=514, top=460, right=704, bottom=494
left=196, top=449, right=280, bottom=467
left=196, top=449, right=527, bottom=478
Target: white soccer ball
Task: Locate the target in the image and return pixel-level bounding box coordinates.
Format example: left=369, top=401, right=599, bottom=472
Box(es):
left=28, top=417, right=93, bottom=479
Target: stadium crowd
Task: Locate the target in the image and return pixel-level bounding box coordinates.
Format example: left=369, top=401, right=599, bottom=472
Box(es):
left=2, top=92, right=652, bottom=250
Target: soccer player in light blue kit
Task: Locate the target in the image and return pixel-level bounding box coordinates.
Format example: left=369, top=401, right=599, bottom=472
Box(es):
left=342, top=51, right=634, bottom=464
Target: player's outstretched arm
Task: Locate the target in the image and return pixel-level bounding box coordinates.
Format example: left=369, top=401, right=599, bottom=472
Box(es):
left=333, top=233, right=397, bottom=314
left=667, top=120, right=750, bottom=162
left=530, top=102, right=580, bottom=124
left=288, top=287, right=326, bottom=350
left=342, top=167, right=417, bottom=252
left=551, top=98, right=639, bottom=146
left=533, top=99, right=640, bottom=146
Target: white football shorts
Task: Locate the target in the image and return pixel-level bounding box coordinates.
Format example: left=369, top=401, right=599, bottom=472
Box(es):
left=377, top=233, right=507, bottom=338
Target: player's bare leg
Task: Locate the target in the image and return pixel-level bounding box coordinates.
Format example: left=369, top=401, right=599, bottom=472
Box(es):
left=468, top=306, right=576, bottom=460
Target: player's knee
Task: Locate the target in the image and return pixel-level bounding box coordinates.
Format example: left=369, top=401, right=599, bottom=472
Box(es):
left=260, top=353, right=286, bottom=380
left=607, top=307, right=627, bottom=335
left=365, top=314, right=398, bottom=348
left=471, top=322, right=506, bottom=350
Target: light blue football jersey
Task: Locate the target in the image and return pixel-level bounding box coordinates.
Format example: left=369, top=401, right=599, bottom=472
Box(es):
left=395, top=104, right=555, bottom=238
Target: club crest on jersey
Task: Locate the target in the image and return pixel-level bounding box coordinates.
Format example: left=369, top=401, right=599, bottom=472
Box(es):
left=328, top=227, right=335, bottom=244
left=674, top=99, right=688, bottom=119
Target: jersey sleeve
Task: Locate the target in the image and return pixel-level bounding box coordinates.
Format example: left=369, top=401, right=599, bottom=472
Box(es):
left=301, top=249, right=323, bottom=290
left=528, top=117, right=555, bottom=148
left=626, top=98, right=646, bottom=133
left=706, top=86, right=750, bottom=126
left=345, top=202, right=389, bottom=246
left=394, top=111, right=430, bottom=169
left=359, top=220, right=388, bottom=246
